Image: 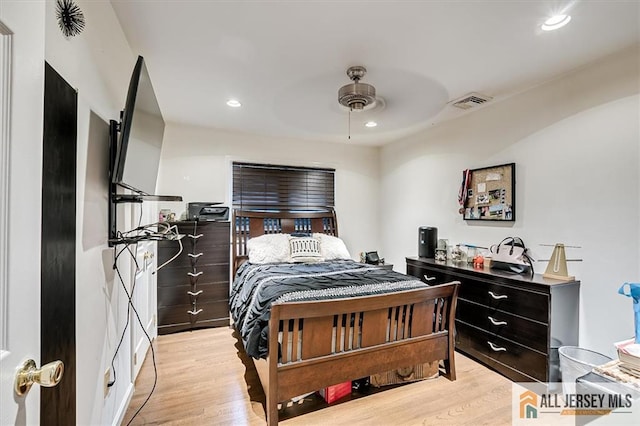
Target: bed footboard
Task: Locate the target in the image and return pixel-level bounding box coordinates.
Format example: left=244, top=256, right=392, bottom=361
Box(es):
left=262, top=281, right=460, bottom=425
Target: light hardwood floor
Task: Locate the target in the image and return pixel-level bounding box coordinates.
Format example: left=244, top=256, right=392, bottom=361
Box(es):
left=123, top=327, right=513, bottom=425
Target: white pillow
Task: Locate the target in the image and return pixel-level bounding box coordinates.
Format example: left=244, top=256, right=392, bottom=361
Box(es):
left=288, top=236, right=323, bottom=263
left=247, top=234, right=291, bottom=264
left=313, top=233, right=352, bottom=260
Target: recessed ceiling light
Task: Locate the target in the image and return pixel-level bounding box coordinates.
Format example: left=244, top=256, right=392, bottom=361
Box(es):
left=226, top=99, right=241, bottom=108
left=541, top=14, right=571, bottom=31
left=365, top=121, right=377, bottom=128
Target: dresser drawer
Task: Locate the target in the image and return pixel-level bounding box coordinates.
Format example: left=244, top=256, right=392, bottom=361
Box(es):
left=158, top=282, right=230, bottom=308
left=160, top=239, right=229, bottom=255
left=157, top=248, right=193, bottom=268
left=456, top=299, right=548, bottom=353
left=456, top=321, right=548, bottom=382
left=459, top=280, right=549, bottom=323
left=406, top=263, right=454, bottom=285
left=157, top=263, right=230, bottom=286
left=157, top=266, right=192, bottom=287
left=158, top=244, right=229, bottom=268
left=185, top=224, right=229, bottom=248
left=158, top=317, right=230, bottom=335
left=160, top=222, right=229, bottom=246
left=195, top=245, right=230, bottom=264
left=195, top=300, right=230, bottom=321
left=157, top=300, right=229, bottom=326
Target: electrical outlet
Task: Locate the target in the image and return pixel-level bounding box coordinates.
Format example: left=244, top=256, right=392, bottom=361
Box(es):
left=133, top=353, right=137, bottom=365
left=104, top=368, right=110, bottom=398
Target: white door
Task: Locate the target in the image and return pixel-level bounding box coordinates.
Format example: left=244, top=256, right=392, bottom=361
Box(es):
left=0, top=3, right=47, bottom=425
left=130, top=202, right=158, bottom=381
left=131, top=240, right=153, bottom=380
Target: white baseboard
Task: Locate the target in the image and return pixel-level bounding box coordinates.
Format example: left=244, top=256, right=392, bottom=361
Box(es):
left=112, top=382, right=134, bottom=426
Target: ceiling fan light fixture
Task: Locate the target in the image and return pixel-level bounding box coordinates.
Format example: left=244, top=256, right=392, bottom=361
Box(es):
left=338, top=66, right=377, bottom=110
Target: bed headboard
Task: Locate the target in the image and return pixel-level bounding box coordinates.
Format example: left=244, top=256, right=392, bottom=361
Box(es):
left=232, top=209, right=338, bottom=273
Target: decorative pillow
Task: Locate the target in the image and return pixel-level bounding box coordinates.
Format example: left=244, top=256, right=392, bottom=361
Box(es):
left=313, top=233, right=352, bottom=260
left=288, top=236, right=323, bottom=263
left=247, top=234, right=291, bottom=264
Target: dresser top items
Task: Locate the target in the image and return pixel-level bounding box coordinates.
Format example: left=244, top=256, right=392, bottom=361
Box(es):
left=406, top=256, right=579, bottom=289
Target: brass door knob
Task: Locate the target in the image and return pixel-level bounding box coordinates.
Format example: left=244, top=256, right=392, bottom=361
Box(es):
left=14, top=359, right=64, bottom=396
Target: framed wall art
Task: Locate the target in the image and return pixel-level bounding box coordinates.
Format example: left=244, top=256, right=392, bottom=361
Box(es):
left=460, top=163, right=515, bottom=222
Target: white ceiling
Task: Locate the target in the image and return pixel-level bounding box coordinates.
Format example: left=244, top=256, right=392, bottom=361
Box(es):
left=110, top=1, right=640, bottom=146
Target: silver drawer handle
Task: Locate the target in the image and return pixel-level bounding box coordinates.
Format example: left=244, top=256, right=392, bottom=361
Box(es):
left=488, top=316, right=508, bottom=326
left=488, top=291, right=508, bottom=300
left=187, top=309, right=203, bottom=316
left=188, top=234, right=204, bottom=240
left=423, top=274, right=437, bottom=281
left=188, top=252, right=204, bottom=259
left=187, top=290, right=203, bottom=296
left=487, top=341, right=507, bottom=352
left=187, top=271, right=203, bottom=277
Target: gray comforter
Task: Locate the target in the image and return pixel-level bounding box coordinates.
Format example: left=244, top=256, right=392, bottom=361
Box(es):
left=229, top=259, right=427, bottom=359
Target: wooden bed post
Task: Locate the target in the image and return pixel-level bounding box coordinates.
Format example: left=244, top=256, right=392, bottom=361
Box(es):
left=442, top=282, right=459, bottom=381
left=266, top=305, right=281, bottom=426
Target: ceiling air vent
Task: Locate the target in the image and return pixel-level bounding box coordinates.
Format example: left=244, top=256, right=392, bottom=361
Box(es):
left=451, top=92, right=493, bottom=110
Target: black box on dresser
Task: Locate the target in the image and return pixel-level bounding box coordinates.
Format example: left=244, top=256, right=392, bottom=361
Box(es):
left=406, top=256, right=580, bottom=383
left=157, top=221, right=230, bottom=334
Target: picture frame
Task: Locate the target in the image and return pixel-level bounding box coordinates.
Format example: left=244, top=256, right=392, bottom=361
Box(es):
left=462, top=163, right=515, bottom=222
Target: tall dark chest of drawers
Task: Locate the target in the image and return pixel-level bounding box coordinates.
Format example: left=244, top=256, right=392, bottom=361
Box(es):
left=157, top=221, right=230, bottom=334
left=406, top=257, right=580, bottom=383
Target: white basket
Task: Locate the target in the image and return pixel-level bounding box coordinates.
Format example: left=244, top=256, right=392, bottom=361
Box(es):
left=558, top=346, right=612, bottom=395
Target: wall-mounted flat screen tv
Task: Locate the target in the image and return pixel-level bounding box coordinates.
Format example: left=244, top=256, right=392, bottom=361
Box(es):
left=112, top=55, right=164, bottom=195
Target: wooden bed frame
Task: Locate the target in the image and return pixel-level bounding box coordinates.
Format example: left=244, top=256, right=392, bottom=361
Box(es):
left=232, top=209, right=460, bottom=425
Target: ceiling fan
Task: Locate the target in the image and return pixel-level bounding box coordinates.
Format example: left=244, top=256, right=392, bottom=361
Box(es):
left=338, top=66, right=377, bottom=111
left=338, top=66, right=378, bottom=139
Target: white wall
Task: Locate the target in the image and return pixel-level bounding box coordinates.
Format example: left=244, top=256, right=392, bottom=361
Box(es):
left=380, top=46, right=640, bottom=358
left=44, top=1, right=142, bottom=424
left=157, top=125, right=381, bottom=257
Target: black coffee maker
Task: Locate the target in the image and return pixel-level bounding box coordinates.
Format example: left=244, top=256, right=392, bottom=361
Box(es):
left=418, top=226, right=437, bottom=258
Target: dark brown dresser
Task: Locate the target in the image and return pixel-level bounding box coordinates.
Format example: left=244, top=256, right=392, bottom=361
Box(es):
left=157, top=221, right=230, bottom=334
left=406, top=256, right=580, bottom=382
